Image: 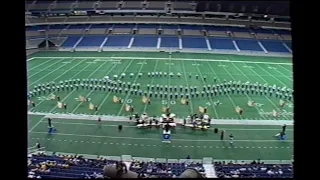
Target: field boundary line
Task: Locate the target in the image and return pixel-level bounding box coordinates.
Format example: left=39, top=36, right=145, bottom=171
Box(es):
left=33, top=57, right=292, bottom=65
left=29, top=131, right=293, bottom=142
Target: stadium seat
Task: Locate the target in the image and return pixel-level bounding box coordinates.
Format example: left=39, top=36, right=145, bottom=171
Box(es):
left=260, top=40, right=290, bottom=53
left=235, top=38, right=264, bottom=51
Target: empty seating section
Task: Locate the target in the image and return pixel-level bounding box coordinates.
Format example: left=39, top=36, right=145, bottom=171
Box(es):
left=135, top=16, right=160, bottom=22
left=182, top=36, right=207, bottom=49
left=98, top=1, right=118, bottom=9
left=138, top=24, right=160, bottom=29
left=214, top=162, right=293, bottom=178
left=68, top=24, right=89, bottom=29
left=89, top=16, right=112, bottom=22
left=251, top=28, right=274, bottom=34
left=91, top=24, right=112, bottom=29
left=54, top=2, right=73, bottom=10
left=147, top=1, right=165, bottom=10
left=65, top=17, right=88, bottom=23
left=161, top=36, right=179, bottom=48
left=256, top=33, right=277, bottom=39
left=46, top=17, right=67, bottom=23
left=123, top=1, right=141, bottom=9
left=49, top=24, right=68, bottom=29
left=89, top=29, right=107, bottom=34
left=183, top=30, right=202, bottom=36
left=26, top=25, right=47, bottom=31
left=179, top=25, right=202, bottom=30
left=285, top=41, right=292, bottom=49
left=49, top=37, right=68, bottom=46
left=111, top=16, right=135, bottom=22
left=173, top=2, right=194, bottom=11
left=209, top=37, right=235, bottom=50
left=227, top=26, right=250, bottom=32
left=161, top=24, right=179, bottom=29
left=61, top=36, right=81, bottom=47
left=236, top=39, right=263, bottom=51
left=76, top=2, right=93, bottom=9
left=274, top=29, right=291, bottom=35
left=281, top=34, right=292, bottom=41
left=78, top=35, right=105, bottom=47
left=233, top=32, right=253, bottom=38
left=260, top=40, right=289, bottom=53
left=130, top=161, right=205, bottom=178
left=163, top=29, right=176, bottom=35
left=204, top=26, right=228, bottom=31
left=208, top=31, right=228, bottom=37
left=138, top=29, right=156, bottom=35
left=104, top=35, right=131, bottom=47
left=132, top=35, right=158, bottom=47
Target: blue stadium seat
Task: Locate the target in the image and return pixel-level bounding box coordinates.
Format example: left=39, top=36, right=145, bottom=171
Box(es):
left=61, top=36, right=81, bottom=47
left=182, top=36, right=207, bottom=49
left=113, top=24, right=135, bottom=28
left=77, top=35, right=106, bottom=47
left=132, top=35, right=158, bottom=47
left=26, top=25, right=47, bottom=31
left=179, top=25, right=203, bottom=30
left=235, top=38, right=263, bottom=51
left=138, top=24, right=160, bottom=29
left=208, top=37, right=235, bottom=50
left=68, top=24, right=89, bottom=29
left=260, top=40, right=289, bottom=53
left=49, top=24, right=68, bottom=29
left=160, top=36, right=179, bottom=48
left=104, top=35, right=131, bottom=47
left=90, top=24, right=113, bottom=29
left=274, top=29, right=291, bottom=35
left=227, top=26, right=250, bottom=32
left=285, top=41, right=292, bottom=49
left=161, top=24, right=179, bottom=29
left=251, top=28, right=275, bottom=34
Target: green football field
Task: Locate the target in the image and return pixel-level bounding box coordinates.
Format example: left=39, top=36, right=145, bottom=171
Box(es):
left=27, top=51, right=293, bottom=160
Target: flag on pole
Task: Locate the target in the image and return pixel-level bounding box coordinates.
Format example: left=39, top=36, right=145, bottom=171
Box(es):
left=113, top=96, right=119, bottom=103
left=142, top=96, right=149, bottom=104
left=125, top=104, right=131, bottom=112
left=89, top=103, right=94, bottom=110
left=181, top=98, right=187, bottom=104
left=248, top=100, right=255, bottom=107
left=235, top=106, right=242, bottom=113
left=162, top=106, right=168, bottom=113
left=199, top=106, right=205, bottom=113
left=272, top=110, right=278, bottom=117
left=57, top=102, right=63, bottom=108
left=279, top=99, right=285, bottom=107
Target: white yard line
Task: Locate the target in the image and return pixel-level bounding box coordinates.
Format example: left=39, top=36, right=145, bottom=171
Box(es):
left=206, top=62, right=243, bottom=119
left=38, top=121, right=294, bottom=131
left=93, top=59, right=134, bottom=115
left=143, top=59, right=159, bottom=113
left=27, top=57, right=35, bottom=62
left=28, top=60, right=97, bottom=131
left=28, top=58, right=66, bottom=79
left=276, top=64, right=293, bottom=74
left=27, top=58, right=56, bottom=72
left=181, top=60, right=194, bottom=114
left=217, top=61, right=267, bottom=119
left=33, top=57, right=293, bottom=65
left=272, top=68, right=293, bottom=81
left=70, top=61, right=117, bottom=114
left=28, top=59, right=81, bottom=87
left=193, top=60, right=219, bottom=118
left=253, top=64, right=290, bottom=87
left=116, top=59, right=147, bottom=116
left=29, top=131, right=293, bottom=142
left=229, top=62, right=291, bottom=120
left=28, top=60, right=92, bottom=109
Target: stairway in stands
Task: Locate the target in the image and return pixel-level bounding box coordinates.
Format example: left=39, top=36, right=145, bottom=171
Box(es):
left=203, top=164, right=217, bottom=178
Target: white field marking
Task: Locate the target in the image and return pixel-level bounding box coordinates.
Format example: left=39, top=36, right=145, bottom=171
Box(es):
left=272, top=67, right=293, bottom=81
left=27, top=58, right=56, bottom=72
left=33, top=57, right=292, bottom=65
left=239, top=62, right=292, bottom=119
left=28, top=59, right=82, bottom=87
left=193, top=60, right=219, bottom=118
left=253, top=64, right=289, bottom=87
left=229, top=61, right=289, bottom=119
left=28, top=60, right=92, bottom=109
left=28, top=60, right=98, bottom=131
left=181, top=60, right=194, bottom=113
left=117, top=59, right=147, bottom=116
left=219, top=61, right=267, bottom=119
left=143, top=59, right=159, bottom=113
left=93, top=59, right=134, bottom=115
left=27, top=57, right=35, bottom=62
left=30, top=131, right=293, bottom=142
left=70, top=61, right=117, bottom=114
left=28, top=58, right=66, bottom=79
left=38, top=121, right=294, bottom=131
left=207, top=61, right=243, bottom=119
left=276, top=64, right=293, bottom=74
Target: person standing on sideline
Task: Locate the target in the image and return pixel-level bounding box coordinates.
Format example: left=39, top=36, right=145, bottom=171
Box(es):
left=36, top=141, right=41, bottom=149
left=220, top=130, right=224, bottom=140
